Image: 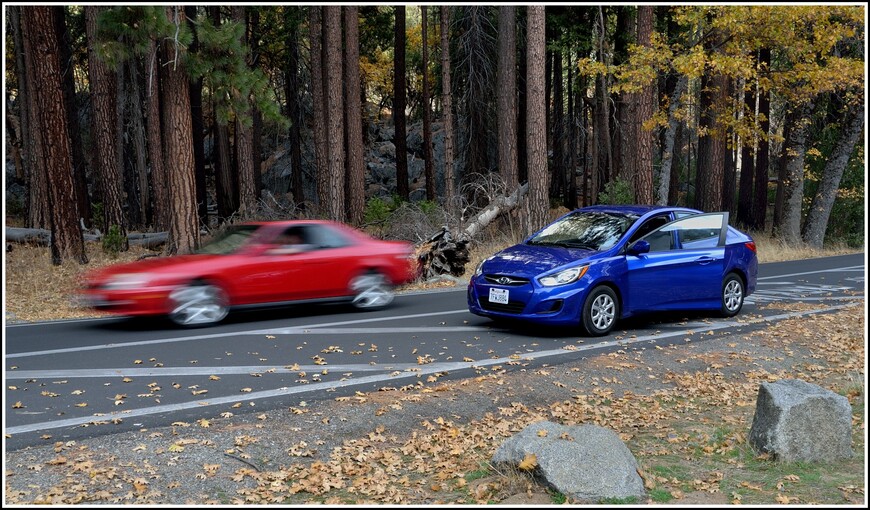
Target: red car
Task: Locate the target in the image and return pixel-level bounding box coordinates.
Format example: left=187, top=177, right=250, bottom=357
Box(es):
left=77, top=220, right=420, bottom=326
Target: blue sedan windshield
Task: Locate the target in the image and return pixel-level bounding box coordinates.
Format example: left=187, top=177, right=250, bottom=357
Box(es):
left=527, top=211, right=639, bottom=251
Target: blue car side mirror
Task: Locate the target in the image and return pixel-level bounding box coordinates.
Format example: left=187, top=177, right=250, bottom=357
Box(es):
left=628, top=240, right=650, bottom=256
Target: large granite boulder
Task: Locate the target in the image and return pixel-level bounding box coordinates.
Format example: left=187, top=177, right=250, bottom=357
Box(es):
left=492, top=421, right=645, bottom=502
left=749, top=379, right=853, bottom=462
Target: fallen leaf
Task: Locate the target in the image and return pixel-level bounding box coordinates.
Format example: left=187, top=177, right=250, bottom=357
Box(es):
left=518, top=453, right=537, bottom=471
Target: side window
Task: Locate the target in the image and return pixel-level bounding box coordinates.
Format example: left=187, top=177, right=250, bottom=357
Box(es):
left=639, top=212, right=727, bottom=252
left=274, top=226, right=309, bottom=246
left=306, top=225, right=352, bottom=249
left=679, top=227, right=720, bottom=249
left=642, top=229, right=675, bottom=252
left=628, top=214, right=671, bottom=245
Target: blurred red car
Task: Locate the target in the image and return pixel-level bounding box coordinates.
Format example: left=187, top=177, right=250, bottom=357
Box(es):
left=77, top=220, right=420, bottom=326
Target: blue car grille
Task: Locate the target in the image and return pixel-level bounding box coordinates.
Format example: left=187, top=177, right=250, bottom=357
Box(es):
left=483, top=274, right=530, bottom=286
left=479, top=298, right=526, bottom=314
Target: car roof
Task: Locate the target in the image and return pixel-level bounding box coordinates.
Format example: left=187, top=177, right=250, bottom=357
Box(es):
left=241, top=219, right=342, bottom=227
left=575, top=204, right=700, bottom=216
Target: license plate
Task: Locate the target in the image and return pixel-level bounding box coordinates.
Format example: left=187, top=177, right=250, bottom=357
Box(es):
left=489, top=288, right=509, bottom=305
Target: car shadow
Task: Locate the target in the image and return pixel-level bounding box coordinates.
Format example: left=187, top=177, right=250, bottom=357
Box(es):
left=86, top=299, right=417, bottom=332
left=481, top=310, right=725, bottom=339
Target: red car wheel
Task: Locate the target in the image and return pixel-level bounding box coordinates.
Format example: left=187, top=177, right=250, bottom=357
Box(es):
left=168, top=282, right=229, bottom=327
left=349, top=271, right=394, bottom=310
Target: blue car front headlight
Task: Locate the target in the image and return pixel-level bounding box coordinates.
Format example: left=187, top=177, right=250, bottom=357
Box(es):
left=538, top=266, right=588, bottom=287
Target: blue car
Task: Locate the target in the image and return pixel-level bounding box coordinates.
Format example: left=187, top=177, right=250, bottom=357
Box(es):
left=467, top=205, right=758, bottom=336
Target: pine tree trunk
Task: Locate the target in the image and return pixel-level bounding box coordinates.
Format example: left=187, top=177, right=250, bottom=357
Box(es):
left=344, top=6, right=365, bottom=225
left=233, top=6, right=257, bottom=219
left=721, top=77, right=737, bottom=214
left=22, top=6, right=88, bottom=264
left=249, top=9, right=263, bottom=210
left=525, top=6, right=549, bottom=233
left=23, top=5, right=49, bottom=230
left=324, top=6, right=345, bottom=222
left=772, top=108, right=794, bottom=229
left=751, top=48, right=772, bottom=231
left=284, top=7, right=304, bottom=205
left=611, top=7, right=634, bottom=185
left=118, top=62, right=140, bottom=229
left=9, top=7, right=29, bottom=185
left=186, top=5, right=208, bottom=227
left=694, top=72, right=727, bottom=212
left=55, top=7, right=91, bottom=227
left=658, top=76, right=687, bottom=205
left=634, top=5, right=656, bottom=205
left=86, top=5, right=128, bottom=248
left=310, top=6, right=328, bottom=211
left=517, top=14, right=528, bottom=186
left=421, top=6, right=435, bottom=202
left=777, top=101, right=815, bottom=243
left=552, top=50, right=566, bottom=205
left=497, top=7, right=519, bottom=193
left=394, top=6, right=409, bottom=201
left=566, top=52, right=578, bottom=210
left=146, top=38, right=168, bottom=231
left=802, top=99, right=864, bottom=248
left=440, top=6, right=456, bottom=208
left=161, top=5, right=198, bottom=255
left=592, top=7, right=611, bottom=201
left=128, top=58, right=151, bottom=227
left=736, top=74, right=756, bottom=227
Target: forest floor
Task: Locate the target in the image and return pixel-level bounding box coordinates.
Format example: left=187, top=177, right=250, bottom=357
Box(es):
left=3, top=227, right=866, bottom=505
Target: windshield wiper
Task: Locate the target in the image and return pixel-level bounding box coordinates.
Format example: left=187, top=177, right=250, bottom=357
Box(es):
left=561, top=241, right=597, bottom=250
left=529, top=240, right=597, bottom=250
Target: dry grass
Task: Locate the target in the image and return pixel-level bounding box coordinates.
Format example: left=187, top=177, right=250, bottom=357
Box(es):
left=746, top=229, right=860, bottom=263
left=5, top=242, right=159, bottom=322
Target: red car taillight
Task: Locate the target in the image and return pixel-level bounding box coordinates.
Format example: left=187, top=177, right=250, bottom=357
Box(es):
left=744, top=241, right=757, bottom=253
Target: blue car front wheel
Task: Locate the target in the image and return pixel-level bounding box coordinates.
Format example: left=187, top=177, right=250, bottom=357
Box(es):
left=581, top=285, right=619, bottom=336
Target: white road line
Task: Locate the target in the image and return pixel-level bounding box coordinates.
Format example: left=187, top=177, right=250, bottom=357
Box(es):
left=5, top=309, right=471, bottom=359
left=6, top=363, right=443, bottom=380
left=757, top=265, right=864, bottom=280
left=5, top=303, right=859, bottom=437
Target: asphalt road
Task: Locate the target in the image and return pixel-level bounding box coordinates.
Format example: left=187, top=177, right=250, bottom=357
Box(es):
left=4, top=253, right=864, bottom=450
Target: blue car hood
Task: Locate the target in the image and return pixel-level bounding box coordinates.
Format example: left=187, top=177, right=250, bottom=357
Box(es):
left=481, top=243, right=595, bottom=278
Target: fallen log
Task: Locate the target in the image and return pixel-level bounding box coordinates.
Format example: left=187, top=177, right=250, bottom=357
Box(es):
left=415, top=227, right=470, bottom=278
left=416, top=183, right=529, bottom=279
left=462, top=182, right=528, bottom=240
left=5, top=227, right=167, bottom=249
left=126, top=231, right=168, bottom=249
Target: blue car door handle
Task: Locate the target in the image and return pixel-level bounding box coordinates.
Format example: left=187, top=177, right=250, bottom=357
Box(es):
left=695, top=256, right=715, bottom=265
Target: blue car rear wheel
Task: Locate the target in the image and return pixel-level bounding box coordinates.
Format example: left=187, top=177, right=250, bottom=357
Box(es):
left=581, top=285, right=618, bottom=336
left=720, top=272, right=744, bottom=317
